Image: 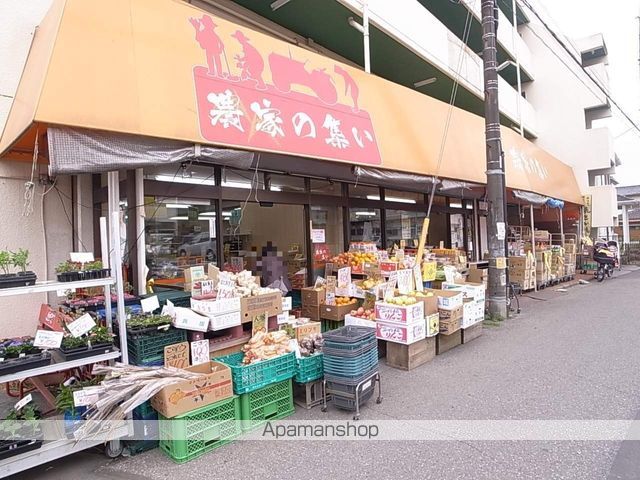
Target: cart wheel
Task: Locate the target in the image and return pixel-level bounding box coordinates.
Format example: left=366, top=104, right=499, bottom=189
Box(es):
left=353, top=415, right=360, bottom=421
left=321, top=407, right=327, bottom=413
left=105, top=442, right=123, bottom=458
left=376, top=397, right=383, bottom=404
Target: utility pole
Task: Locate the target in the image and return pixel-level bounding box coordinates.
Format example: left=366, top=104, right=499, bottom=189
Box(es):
left=481, top=0, right=507, bottom=318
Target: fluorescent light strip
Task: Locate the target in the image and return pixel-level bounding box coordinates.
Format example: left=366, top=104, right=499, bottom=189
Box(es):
left=165, top=204, right=191, bottom=209
left=366, top=195, right=416, bottom=204
left=271, top=0, right=292, bottom=11
left=199, top=212, right=216, bottom=216
left=155, top=175, right=215, bottom=186
left=355, top=211, right=377, bottom=217
left=169, top=216, right=188, bottom=221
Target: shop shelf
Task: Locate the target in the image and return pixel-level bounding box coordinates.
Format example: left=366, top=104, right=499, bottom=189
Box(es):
left=159, top=395, right=241, bottom=464
left=239, top=379, right=294, bottom=431
left=216, top=352, right=296, bottom=395
left=294, top=353, right=324, bottom=383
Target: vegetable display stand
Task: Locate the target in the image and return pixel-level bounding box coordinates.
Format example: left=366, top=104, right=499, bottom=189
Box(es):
left=239, top=379, right=294, bottom=431
left=124, top=328, right=187, bottom=366
left=0, top=351, right=51, bottom=376
left=0, top=439, right=43, bottom=460
left=216, top=352, right=296, bottom=394
left=294, top=379, right=327, bottom=410
left=58, top=342, right=116, bottom=361
left=159, top=395, right=241, bottom=464
left=0, top=272, right=37, bottom=290
left=294, top=353, right=324, bottom=383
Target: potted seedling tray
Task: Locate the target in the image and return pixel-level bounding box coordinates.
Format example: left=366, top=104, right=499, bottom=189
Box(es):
left=56, top=260, right=111, bottom=282
left=0, top=249, right=37, bottom=289
left=0, top=406, right=43, bottom=460
left=58, top=342, right=115, bottom=361
left=0, top=438, right=43, bottom=460
left=119, top=314, right=173, bottom=337
left=0, top=351, right=51, bottom=376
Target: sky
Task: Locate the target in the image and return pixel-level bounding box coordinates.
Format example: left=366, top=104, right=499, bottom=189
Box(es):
left=538, top=0, right=640, bottom=186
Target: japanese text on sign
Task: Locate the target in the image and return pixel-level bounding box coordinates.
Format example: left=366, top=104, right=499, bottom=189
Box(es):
left=164, top=342, right=190, bottom=369
left=67, top=313, right=96, bottom=338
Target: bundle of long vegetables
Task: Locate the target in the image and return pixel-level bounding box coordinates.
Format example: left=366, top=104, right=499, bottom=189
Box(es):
left=241, top=330, right=293, bottom=364
left=73, top=363, right=203, bottom=441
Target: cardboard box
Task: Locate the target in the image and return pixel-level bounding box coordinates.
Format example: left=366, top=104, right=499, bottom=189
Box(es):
left=151, top=361, right=233, bottom=418
left=436, top=329, right=462, bottom=354
left=344, top=315, right=376, bottom=329
left=462, top=322, right=483, bottom=344
left=509, top=269, right=530, bottom=284
left=467, top=268, right=488, bottom=284
left=191, top=297, right=241, bottom=316
left=462, top=299, right=484, bottom=329
left=241, top=292, right=282, bottom=321
left=509, top=256, right=531, bottom=270
left=425, top=313, right=439, bottom=337
left=412, top=293, right=438, bottom=316
left=294, top=321, right=321, bottom=341
left=319, top=302, right=358, bottom=321
left=424, top=289, right=464, bottom=309
left=376, top=319, right=426, bottom=345
left=301, top=304, right=321, bottom=322
left=374, top=301, right=424, bottom=325
left=439, top=317, right=461, bottom=335
left=442, top=282, right=486, bottom=302
left=385, top=336, right=435, bottom=370
left=438, top=304, right=463, bottom=321
left=302, top=287, right=325, bottom=306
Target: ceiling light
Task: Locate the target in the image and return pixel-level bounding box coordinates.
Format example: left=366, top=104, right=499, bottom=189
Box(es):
left=413, top=78, right=437, bottom=88
left=366, top=195, right=416, bottom=204
left=221, top=181, right=252, bottom=189
left=222, top=212, right=233, bottom=218
left=169, top=216, right=188, bottom=221
left=165, top=203, right=191, bottom=209
left=355, top=211, right=377, bottom=217
left=199, top=212, right=216, bottom=216
left=271, top=0, right=292, bottom=11
left=270, top=186, right=282, bottom=192
left=154, top=175, right=215, bottom=185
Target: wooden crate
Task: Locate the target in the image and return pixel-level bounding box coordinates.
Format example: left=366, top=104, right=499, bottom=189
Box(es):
left=461, top=322, right=483, bottom=344
left=385, top=336, right=435, bottom=371
left=436, top=330, right=462, bottom=355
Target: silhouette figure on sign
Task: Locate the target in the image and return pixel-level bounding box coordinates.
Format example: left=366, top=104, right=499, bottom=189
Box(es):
left=231, top=30, right=266, bottom=90
left=334, top=65, right=360, bottom=112
left=268, top=52, right=337, bottom=104
left=190, top=16, right=228, bottom=78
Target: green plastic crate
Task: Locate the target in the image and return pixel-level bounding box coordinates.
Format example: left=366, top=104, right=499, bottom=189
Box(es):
left=239, top=379, right=294, bottom=431
left=159, top=395, right=241, bottom=464
left=294, top=353, right=324, bottom=383
left=321, top=319, right=344, bottom=333
left=127, top=328, right=187, bottom=366
left=216, top=352, right=296, bottom=394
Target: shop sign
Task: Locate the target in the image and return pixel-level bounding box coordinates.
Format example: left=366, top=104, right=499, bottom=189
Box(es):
left=397, top=269, right=413, bottom=294
left=190, top=339, right=210, bottom=366
left=582, top=195, right=592, bottom=233
left=413, top=265, right=423, bottom=292
left=325, top=276, right=337, bottom=305
left=337, top=267, right=351, bottom=289
left=164, top=342, right=190, bottom=368
left=191, top=15, right=382, bottom=166
left=33, top=330, right=64, bottom=349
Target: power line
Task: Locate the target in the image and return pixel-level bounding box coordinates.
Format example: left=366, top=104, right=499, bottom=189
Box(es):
left=519, top=0, right=640, bottom=136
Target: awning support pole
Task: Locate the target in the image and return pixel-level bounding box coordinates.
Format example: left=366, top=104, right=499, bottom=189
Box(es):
left=363, top=0, right=370, bottom=73
left=530, top=205, right=537, bottom=292
left=559, top=208, right=564, bottom=247
left=135, top=168, right=146, bottom=295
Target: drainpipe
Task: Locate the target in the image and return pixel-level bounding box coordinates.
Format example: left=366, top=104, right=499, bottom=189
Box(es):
left=348, top=0, right=371, bottom=73
left=512, top=0, right=524, bottom=136
left=135, top=169, right=146, bottom=295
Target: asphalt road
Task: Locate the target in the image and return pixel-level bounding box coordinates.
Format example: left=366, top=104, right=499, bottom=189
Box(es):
left=9, top=267, right=640, bottom=480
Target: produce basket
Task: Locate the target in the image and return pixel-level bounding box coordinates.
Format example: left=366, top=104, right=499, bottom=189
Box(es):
left=125, top=328, right=187, bottom=366
left=57, top=342, right=116, bottom=361
left=159, top=395, right=241, bottom=464
left=322, top=340, right=377, bottom=358
left=323, top=348, right=379, bottom=378
left=216, top=351, right=296, bottom=395
left=0, top=351, right=51, bottom=376
left=325, top=367, right=379, bottom=411
left=294, top=353, right=324, bottom=383
left=239, top=379, right=294, bottom=431
left=323, top=325, right=376, bottom=345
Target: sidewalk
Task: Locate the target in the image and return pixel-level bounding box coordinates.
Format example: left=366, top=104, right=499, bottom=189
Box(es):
left=14, top=268, right=640, bottom=480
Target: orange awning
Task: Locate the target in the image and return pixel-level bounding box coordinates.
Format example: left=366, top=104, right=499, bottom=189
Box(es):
left=0, top=0, right=582, bottom=204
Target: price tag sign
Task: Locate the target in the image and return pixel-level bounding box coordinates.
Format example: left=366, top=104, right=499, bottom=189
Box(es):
left=397, top=269, right=413, bottom=295
left=496, top=222, right=506, bottom=241
left=67, top=313, right=96, bottom=338
left=190, top=339, right=210, bottom=366
left=216, top=285, right=236, bottom=299
left=70, top=252, right=95, bottom=263
left=73, top=388, right=102, bottom=407
left=33, top=330, right=64, bottom=349
left=325, top=276, right=337, bottom=306
left=56, top=288, right=75, bottom=298
left=337, top=267, right=351, bottom=289
left=251, top=312, right=268, bottom=335
left=140, top=295, right=160, bottom=313
left=14, top=394, right=32, bottom=411
left=38, top=304, right=65, bottom=332
left=376, top=250, right=389, bottom=262
left=413, top=265, right=424, bottom=292
left=422, top=261, right=437, bottom=282
left=311, top=229, right=326, bottom=243
left=282, top=296, right=292, bottom=311
left=395, top=249, right=405, bottom=261
left=164, top=341, right=190, bottom=368
left=200, top=280, right=215, bottom=296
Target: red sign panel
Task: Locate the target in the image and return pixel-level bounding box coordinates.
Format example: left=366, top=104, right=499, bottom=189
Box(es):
left=190, top=15, right=382, bottom=165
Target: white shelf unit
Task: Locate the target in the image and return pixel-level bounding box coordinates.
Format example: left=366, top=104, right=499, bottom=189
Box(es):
left=0, top=210, right=131, bottom=477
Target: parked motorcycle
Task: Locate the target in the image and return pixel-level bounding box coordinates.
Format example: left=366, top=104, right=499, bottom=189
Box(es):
left=593, top=240, right=616, bottom=282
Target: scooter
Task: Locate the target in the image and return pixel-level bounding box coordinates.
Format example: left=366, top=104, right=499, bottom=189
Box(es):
left=593, top=241, right=616, bottom=282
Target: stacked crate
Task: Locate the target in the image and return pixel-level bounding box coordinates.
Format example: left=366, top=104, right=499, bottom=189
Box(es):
left=551, top=246, right=565, bottom=280
left=323, top=326, right=380, bottom=414
left=535, top=250, right=551, bottom=286
left=509, top=254, right=536, bottom=290
left=564, top=241, right=577, bottom=277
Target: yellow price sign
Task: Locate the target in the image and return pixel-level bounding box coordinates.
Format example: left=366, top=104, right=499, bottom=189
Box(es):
left=422, top=261, right=437, bottom=281
left=495, top=257, right=507, bottom=270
